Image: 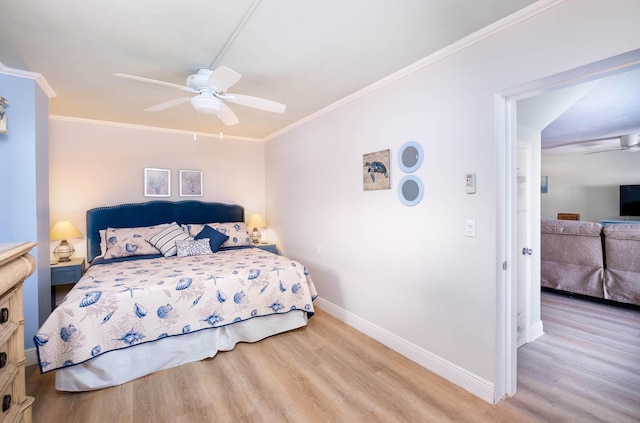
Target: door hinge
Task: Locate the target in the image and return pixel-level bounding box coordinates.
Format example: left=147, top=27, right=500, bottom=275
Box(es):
left=502, top=261, right=508, bottom=270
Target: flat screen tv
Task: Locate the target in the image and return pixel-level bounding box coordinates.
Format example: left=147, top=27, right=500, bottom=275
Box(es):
left=620, top=185, right=640, bottom=216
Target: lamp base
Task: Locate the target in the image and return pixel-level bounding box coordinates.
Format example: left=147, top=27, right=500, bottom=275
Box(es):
left=53, top=239, right=75, bottom=262
left=250, top=227, right=262, bottom=244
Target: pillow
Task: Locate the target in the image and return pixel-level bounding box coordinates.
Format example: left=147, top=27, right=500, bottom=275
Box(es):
left=186, top=222, right=252, bottom=248
left=104, top=224, right=170, bottom=258
left=176, top=238, right=213, bottom=257
left=146, top=223, right=192, bottom=257
left=194, top=225, right=229, bottom=252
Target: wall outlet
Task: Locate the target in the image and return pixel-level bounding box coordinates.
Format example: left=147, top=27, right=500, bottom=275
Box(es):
left=465, top=219, right=476, bottom=237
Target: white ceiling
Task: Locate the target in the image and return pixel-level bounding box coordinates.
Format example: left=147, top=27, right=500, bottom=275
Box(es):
left=1, top=0, right=537, bottom=139
left=1, top=0, right=637, bottom=149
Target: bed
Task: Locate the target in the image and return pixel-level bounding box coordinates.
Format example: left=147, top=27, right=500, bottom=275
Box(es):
left=35, top=201, right=317, bottom=391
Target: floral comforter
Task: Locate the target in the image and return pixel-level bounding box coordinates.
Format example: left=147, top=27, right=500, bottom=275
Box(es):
left=35, top=248, right=317, bottom=373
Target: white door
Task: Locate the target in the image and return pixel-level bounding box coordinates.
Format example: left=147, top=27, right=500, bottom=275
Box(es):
left=516, top=140, right=532, bottom=348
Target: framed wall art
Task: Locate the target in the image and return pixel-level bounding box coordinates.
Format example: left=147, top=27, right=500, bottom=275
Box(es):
left=179, top=169, right=203, bottom=197
left=0, top=96, right=8, bottom=134
left=144, top=168, right=171, bottom=197
left=363, top=149, right=391, bottom=190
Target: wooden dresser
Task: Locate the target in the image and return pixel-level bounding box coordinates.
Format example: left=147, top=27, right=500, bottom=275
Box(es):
left=0, top=243, right=36, bottom=423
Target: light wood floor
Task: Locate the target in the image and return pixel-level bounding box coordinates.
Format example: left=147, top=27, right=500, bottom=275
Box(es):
left=26, top=291, right=640, bottom=422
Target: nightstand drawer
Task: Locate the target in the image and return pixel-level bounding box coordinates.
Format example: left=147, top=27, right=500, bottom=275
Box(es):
left=51, top=265, right=83, bottom=285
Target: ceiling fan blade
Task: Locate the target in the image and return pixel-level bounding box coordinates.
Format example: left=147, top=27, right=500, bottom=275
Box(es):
left=218, top=102, right=239, bottom=126
left=225, top=93, right=286, bottom=113
left=114, top=73, right=195, bottom=92
left=584, top=148, right=624, bottom=155
left=207, top=66, right=242, bottom=92
left=145, top=97, right=192, bottom=112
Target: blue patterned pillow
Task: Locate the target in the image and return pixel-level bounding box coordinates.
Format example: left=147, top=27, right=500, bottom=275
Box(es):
left=104, top=224, right=170, bottom=258
left=194, top=225, right=229, bottom=252
left=146, top=223, right=191, bottom=257
left=176, top=238, right=213, bottom=257
left=186, top=222, right=252, bottom=248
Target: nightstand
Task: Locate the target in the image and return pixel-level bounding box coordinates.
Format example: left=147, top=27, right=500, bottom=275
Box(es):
left=255, top=242, right=277, bottom=255
left=50, top=257, right=85, bottom=310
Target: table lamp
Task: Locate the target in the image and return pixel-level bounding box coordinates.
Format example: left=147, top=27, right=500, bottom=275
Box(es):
left=247, top=214, right=266, bottom=244
left=50, top=221, right=83, bottom=262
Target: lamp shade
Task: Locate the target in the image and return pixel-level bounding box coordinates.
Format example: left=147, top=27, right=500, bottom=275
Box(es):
left=50, top=221, right=83, bottom=241
left=247, top=214, right=266, bottom=229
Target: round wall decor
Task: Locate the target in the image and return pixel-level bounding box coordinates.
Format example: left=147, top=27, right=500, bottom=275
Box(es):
left=398, top=141, right=423, bottom=173
left=398, top=175, right=424, bottom=206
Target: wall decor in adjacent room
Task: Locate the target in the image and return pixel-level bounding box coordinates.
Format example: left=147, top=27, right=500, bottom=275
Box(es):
left=363, top=149, right=391, bottom=190
left=541, top=175, right=548, bottom=194
left=179, top=169, right=203, bottom=197
left=144, top=168, right=171, bottom=197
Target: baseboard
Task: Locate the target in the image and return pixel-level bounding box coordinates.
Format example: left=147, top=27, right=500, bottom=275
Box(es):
left=528, top=320, right=544, bottom=343
left=314, top=297, right=495, bottom=403
left=26, top=347, right=38, bottom=367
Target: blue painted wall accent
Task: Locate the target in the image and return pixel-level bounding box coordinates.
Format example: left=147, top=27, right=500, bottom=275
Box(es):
left=0, top=73, right=50, bottom=349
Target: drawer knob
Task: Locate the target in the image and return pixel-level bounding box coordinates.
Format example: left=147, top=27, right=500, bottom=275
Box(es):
left=0, top=352, right=6, bottom=369
left=0, top=308, right=7, bottom=324
left=2, top=394, right=10, bottom=412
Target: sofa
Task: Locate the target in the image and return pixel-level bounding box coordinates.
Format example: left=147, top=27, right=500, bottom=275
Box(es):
left=541, top=219, right=640, bottom=306
left=602, top=224, right=640, bottom=305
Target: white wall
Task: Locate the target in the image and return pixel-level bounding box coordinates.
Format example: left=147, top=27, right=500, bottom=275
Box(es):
left=49, top=118, right=266, bottom=259
left=541, top=150, right=640, bottom=222
left=265, top=0, right=640, bottom=401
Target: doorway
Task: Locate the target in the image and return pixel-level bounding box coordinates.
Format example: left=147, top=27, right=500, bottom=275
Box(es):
left=496, top=48, right=640, bottom=402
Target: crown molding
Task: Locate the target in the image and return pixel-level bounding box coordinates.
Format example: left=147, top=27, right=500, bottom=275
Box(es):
left=0, top=62, right=57, bottom=98
left=264, top=0, right=567, bottom=142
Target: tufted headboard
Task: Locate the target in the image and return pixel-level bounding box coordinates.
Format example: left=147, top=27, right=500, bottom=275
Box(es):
left=86, top=201, right=244, bottom=263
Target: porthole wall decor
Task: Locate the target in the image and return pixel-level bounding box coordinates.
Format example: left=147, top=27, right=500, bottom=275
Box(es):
left=397, top=141, right=423, bottom=173
left=398, top=175, right=424, bottom=206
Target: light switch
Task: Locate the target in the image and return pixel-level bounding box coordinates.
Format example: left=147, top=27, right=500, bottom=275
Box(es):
left=465, top=219, right=476, bottom=237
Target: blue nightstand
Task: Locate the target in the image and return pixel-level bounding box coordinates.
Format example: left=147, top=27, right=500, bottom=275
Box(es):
left=255, top=242, right=277, bottom=255
left=50, top=257, right=85, bottom=310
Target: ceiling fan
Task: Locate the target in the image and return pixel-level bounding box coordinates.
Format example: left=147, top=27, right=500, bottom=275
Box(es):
left=584, top=134, right=640, bottom=155
left=113, top=66, right=286, bottom=126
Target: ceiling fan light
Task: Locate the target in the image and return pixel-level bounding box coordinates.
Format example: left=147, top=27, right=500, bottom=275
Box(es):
left=190, top=96, right=220, bottom=115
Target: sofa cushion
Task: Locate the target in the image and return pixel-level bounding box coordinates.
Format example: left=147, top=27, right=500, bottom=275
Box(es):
left=603, top=223, right=640, bottom=240
left=541, top=219, right=602, bottom=237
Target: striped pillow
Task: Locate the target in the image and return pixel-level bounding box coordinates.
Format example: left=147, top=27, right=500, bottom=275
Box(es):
left=146, top=223, right=191, bottom=257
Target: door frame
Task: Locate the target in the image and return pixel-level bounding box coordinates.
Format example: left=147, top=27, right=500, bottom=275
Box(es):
left=495, top=48, right=640, bottom=402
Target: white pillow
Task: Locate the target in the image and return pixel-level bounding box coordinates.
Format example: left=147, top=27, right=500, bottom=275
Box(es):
left=176, top=238, right=213, bottom=257
left=146, top=223, right=191, bottom=257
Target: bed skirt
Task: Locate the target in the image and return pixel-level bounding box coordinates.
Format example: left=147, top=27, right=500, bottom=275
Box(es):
left=55, top=310, right=309, bottom=391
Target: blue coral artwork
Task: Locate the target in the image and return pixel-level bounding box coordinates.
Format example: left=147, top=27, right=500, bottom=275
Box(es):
left=363, top=149, right=391, bottom=190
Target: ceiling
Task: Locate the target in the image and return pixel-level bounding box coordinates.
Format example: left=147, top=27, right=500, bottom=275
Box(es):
left=0, top=0, right=537, bottom=139
left=1, top=0, right=637, bottom=149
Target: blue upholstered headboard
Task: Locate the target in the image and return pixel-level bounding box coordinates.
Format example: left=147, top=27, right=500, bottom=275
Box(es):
left=86, top=201, right=244, bottom=263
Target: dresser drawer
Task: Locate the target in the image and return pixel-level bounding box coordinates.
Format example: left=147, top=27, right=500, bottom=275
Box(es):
left=0, top=371, right=20, bottom=423
left=0, top=289, right=18, bottom=348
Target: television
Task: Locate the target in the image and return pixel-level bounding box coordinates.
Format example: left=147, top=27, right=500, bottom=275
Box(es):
left=620, top=185, right=640, bottom=217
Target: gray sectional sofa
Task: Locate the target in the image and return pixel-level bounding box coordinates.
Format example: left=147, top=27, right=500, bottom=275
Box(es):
left=541, top=219, right=640, bottom=306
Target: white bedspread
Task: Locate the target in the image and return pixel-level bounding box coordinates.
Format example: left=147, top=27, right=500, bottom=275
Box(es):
left=35, top=248, right=317, bottom=373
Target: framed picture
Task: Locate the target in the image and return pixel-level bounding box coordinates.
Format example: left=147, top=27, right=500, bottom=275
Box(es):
left=0, top=97, right=7, bottom=134
left=179, top=170, right=203, bottom=197
left=363, top=149, right=391, bottom=190
left=144, top=168, right=170, bottom=197
left=541, top=176, right=548, bottom=194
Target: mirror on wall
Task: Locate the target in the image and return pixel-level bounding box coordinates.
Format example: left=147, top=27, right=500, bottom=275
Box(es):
left=398, top=141, right=423, bottom=173
left=398, top=175, right=424, bottom=206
